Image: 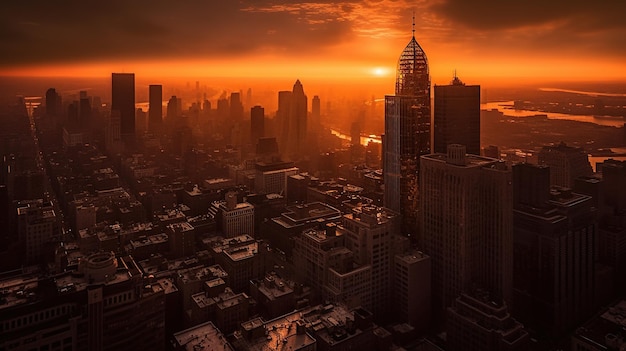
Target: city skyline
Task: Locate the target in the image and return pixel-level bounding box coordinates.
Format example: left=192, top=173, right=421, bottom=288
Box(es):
left=1, top=1, right=625, bottom=86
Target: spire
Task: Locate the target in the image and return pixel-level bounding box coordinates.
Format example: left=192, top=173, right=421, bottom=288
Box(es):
left=412, top=11, right=416, bottom=38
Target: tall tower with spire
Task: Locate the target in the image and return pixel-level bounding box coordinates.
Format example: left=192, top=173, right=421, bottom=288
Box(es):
left=383, top=16, right=431, bottom=243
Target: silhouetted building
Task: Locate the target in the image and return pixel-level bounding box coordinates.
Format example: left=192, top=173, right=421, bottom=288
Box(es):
left=383, top=27, right=430, bottom=241
left=230, top=92, right=244, bottom=121
left=167, top=95, right=179, bottom=120
left=250, top=105, right=265, bottom=146
left=79, top=90, right=91, bottom=130
left=538, top=142, right=593, bottom=188
left=111, top=73, right=135, bottom=144
left=287, top=80, right=308, bottom=157
left=512, top=163, right=596, bottom=337
left=311, top=95, right=321, bottom=129
left=421, top=145, right=512, bottom=320
left=45, top=88, right=60, bottom=117
left=149, top=84, right=162, bottom=130
left=434, top=75, right=480, bottom=154
left=277, top=90, right=292, bottom=153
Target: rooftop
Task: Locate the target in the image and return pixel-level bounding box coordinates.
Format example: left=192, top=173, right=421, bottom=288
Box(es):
left=173, top=321, right=234, bottom=351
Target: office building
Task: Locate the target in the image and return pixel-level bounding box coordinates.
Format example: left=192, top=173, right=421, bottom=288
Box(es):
left=421, top=145, right=512, bottom=318
left=45, top=87, right=60, bottom=117
left=538, top=142, right=593, bottom=188
left=149, top=84, right=162, bottom=130
left=254, top=160, right=299, bottom=196
left=393, top=251, right=431, bottom=331
left=275, top=80, right=309, bottom=158
left=341, top=205, right=399, bottom=319
left=111, top=73, right=135, bottom=144
left=383, top=26, right=431, bottom=241
left=209, top=191, right=255, bottom=238
left=512, top=163, right=596, bottom=336
left=311, top=95, right=321, bottom=130
left=250, top=105, right=264, bottom=146
left=293, top=224, right=372, bottom=310
left=433, top=75, right=480, bottom=154
left=230, top=92, right=244, bottom=121
left=17, top=199, right=58, bottom=265
left=0, top=252, right=165, bottom=351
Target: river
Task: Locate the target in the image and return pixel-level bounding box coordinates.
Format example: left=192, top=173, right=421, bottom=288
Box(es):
left=481, top=101, right=625, bottom=128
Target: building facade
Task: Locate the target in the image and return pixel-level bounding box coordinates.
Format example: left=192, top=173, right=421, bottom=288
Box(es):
left=433, top=75, right=480, bottom=155
left=383, top=31, right=431, bottom=241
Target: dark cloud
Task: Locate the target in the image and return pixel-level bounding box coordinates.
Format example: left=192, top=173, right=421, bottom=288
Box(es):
left=0, top=0, right=356, bottom=66
left=428, top=0, right=626, bottom=58
left=430, top=0, right=626, bottom=31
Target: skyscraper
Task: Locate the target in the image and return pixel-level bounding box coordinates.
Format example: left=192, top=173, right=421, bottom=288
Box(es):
left=512, top=163, right=596, bottom=336
left=383, top=24, right=431, bottom=240
left=45, top=88, right=60, bottom=117
left=111, top=73, right=135, bottom=144
left=149, top=84, right=162, bottom=130
left=277, top=90, right=292, bottom=154
left=538, top=142, right=593, bottom=188
left=311, top=95, right=321, bottom=131
left=421, top=145, right=512, bottom=319
left=79, top=90, right=91, bottom=130
left=433, top=75, right=480, bottom=154
left=250, top=105, right=265, bottom=146
left=288, top=80, right=307, bottom=157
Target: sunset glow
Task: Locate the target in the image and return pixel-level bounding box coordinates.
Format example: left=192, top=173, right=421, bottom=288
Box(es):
left=1, top=0, right=625, bottom=87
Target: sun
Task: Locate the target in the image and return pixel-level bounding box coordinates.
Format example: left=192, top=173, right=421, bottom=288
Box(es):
left=371, top=67, right=391, bottom=77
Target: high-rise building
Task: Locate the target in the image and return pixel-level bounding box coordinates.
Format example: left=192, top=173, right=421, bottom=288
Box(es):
left=277, top=90, right=292, bottom=153
left=434, top=75, right=480, bottom=154
left=538, top=142, right=593, bottom=188
left=45, top=88, right=60, bottom=117
left=421, top=145, right=512, bottom=319
left=311, top=95, right=320, bottom=116
left=230, top=92, right=244, bottom=121
left=167, top=95, right=179, bottom=120
left=393, top=251, right=431, bottom=331
left=311, top=95, right=321, bottom=131
left=250, top=105, right=265, bottom=146
left=79, top=91, right=92, bottom=130
left=111, top=73, right=135, bottom=144
left=17, top=199, right=58, bottom=265
left=287, top=80, right=308, bottom=157
left=149, top=84, right=162, bottom=130
left=293, top=224, right=372, bottom=310
left=383, top=26, right=430, bottom=240
left=512, top=163, right=596, bottom=336
left=342, top=205, right=399, bottom=319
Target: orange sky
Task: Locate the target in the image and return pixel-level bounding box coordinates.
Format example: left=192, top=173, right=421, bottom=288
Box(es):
left=1, top=0, right=625, bottom=88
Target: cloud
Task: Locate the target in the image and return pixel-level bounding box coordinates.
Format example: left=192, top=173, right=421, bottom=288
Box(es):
left=427, top=0, right=626, bottom=59
left=0, top=0, right=361, bottom=66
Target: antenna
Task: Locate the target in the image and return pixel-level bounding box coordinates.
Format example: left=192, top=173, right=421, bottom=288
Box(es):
left=412, top=11, right=416, bottom=37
